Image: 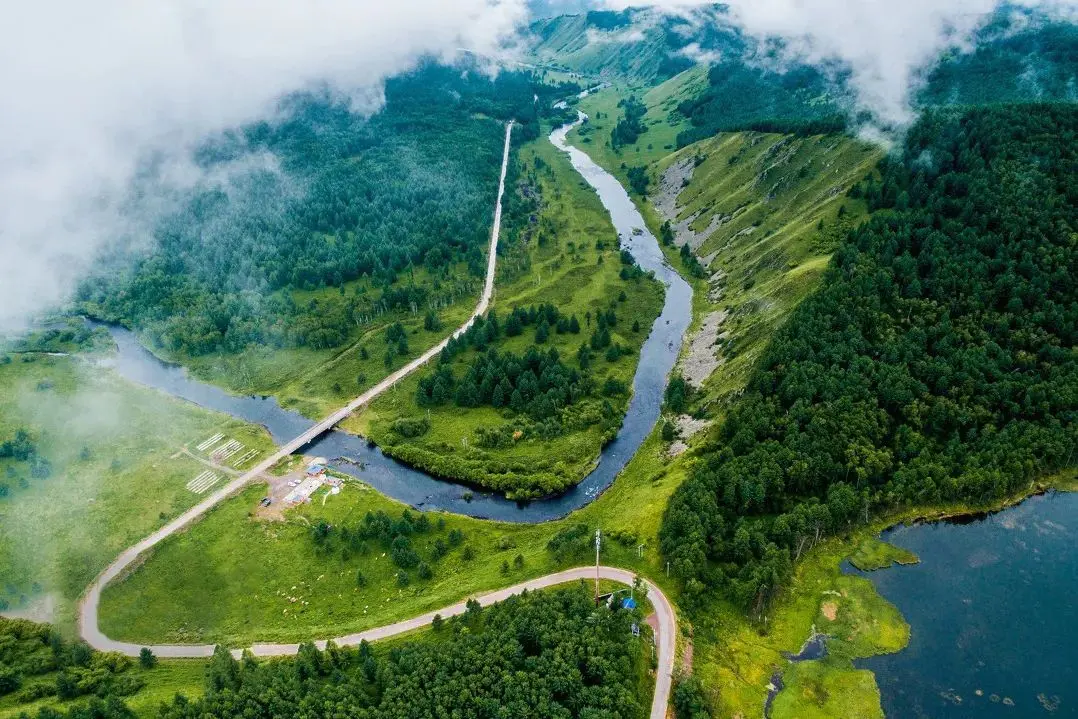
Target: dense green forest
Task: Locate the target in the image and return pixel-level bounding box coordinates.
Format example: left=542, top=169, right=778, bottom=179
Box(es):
left=675, top=10, right=1077, bottom=146
left=918, top=15, right=1078, bottom=107
left=6, top=587, right=649, bottom=719
left=0, top=618, right=146, bottom=709
left=675, top=62, right=850, bottom=147
left=77, top=64, right=574, bottom=358
left=660, top=104, right=1078, bottom=613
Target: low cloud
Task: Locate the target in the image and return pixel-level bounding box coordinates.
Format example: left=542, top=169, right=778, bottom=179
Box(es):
left=603, top=0, right=1077, bottom=126
left=0, top=0, right=528, bottom=334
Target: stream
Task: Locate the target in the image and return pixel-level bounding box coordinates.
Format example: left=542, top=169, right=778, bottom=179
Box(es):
left=95, top=115, right=692, bottom=523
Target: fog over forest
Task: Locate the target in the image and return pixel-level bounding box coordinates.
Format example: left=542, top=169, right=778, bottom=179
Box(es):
left=2, top=0, right=1072, bottom=333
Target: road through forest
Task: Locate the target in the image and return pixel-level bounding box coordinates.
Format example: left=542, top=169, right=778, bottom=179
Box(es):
left=77, top=120, right=679, bottom=717
left=89, top=567, right=677, bottom=719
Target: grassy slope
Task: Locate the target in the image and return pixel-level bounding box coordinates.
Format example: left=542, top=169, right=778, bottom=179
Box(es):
left=529, top=13, right=683, bottom=84
left=97, top=429, right=687, bottom=646
left=656, top=131, right=882, bottom=405
left=565, top=78, right=880, bottom=417
left=0, top=354, right=273, bottom=632
left=345, top=130, right=663, bottom=497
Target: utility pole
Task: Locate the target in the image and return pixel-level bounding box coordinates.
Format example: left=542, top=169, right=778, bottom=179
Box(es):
left=594, top=529, right=601, bottom=603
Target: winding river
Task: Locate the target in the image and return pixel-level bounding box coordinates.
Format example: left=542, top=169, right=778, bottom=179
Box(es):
left=97, top=116, right=692, bottom=523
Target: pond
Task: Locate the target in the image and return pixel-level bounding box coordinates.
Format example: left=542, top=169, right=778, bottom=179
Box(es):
left=854, top=491, right=1077, bottom=717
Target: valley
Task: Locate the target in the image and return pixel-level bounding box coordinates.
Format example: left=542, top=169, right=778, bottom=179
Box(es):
left=1, top=6, right=1077, bottom=719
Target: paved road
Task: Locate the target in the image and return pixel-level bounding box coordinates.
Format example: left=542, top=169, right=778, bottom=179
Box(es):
left=85, top=566, right=677, bottom=719
left=77, top=121, right=513, bottom=657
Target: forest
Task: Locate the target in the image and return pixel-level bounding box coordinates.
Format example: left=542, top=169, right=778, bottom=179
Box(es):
left=76, top=63, right=574, bottom=358
left=6, top=586, right=649, bottom=719
left=675, top=62, right=849, bottom=147
left=675, top=9, right=1077, bottom=147
left=0, top=618, right=146, bottom=708
left=660, top=104, right=1078, bottom=614
left=917, top=14, right=1078, bottom=107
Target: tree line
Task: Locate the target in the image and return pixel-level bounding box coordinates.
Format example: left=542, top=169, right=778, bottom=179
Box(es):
left=0, top=428, right=50, bottom=500
left=660, top=104, right=1078, bottom=614
left=6, top=585, right=650, bottom=719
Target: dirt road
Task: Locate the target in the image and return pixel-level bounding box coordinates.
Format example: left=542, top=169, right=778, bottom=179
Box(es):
left=85, top=565, right=677, bottom=719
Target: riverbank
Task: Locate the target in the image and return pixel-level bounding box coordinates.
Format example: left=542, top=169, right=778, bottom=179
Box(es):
left=352, top=127, right=667, bottom=499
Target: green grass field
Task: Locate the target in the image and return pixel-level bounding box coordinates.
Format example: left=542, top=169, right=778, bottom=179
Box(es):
left=347, top=129, right=664, bottom=498
left=96, top=417, right=689, bottom=647
left=0, top=354, right=273, bottom=632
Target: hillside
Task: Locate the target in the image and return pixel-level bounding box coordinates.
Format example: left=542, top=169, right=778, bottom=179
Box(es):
left=653, top=131, right=882, bottom=406
left=918, top=15, right=1078, bottom=107
left=528, top=10, right=690, bottom=83
left=662, top=102, right=1078, bottom=605
left=567, top=81, right=880, bottom=437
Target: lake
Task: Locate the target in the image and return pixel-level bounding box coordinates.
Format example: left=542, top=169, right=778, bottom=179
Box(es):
left=855, top=491, right=1077, bottom=717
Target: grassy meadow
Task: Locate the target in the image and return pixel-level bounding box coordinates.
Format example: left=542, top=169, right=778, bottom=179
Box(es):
left=96, top=416, right=688, bottom=647
left=652, top=130, right=881, bottom=403
left=0, top=353, right=273, bottom=632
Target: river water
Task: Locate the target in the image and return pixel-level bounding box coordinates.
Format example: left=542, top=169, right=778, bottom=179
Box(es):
left=854, top=491, right=1078, bottom=717
left=95, top=117, right=692, bottom=523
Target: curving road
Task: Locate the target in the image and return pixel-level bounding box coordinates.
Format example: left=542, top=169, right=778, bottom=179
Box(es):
left=76, top=121, right=680, bottom=717
left=85, top=566, right=677, bottom=719
left=78, top=121, right=513, bottom=660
